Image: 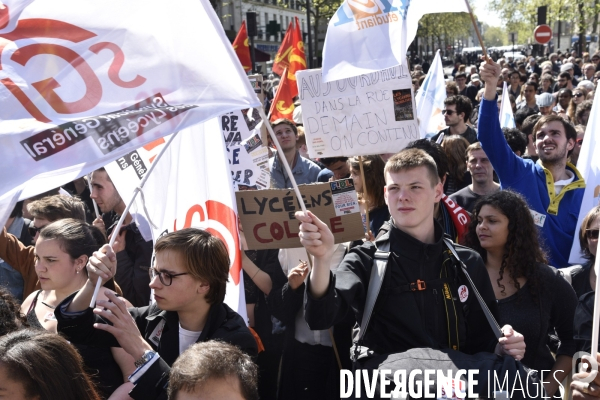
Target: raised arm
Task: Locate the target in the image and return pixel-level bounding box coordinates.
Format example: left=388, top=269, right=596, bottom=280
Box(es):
left=295, top=210, right=336, bottom=298
left=66, top=244, right=116, bottom=312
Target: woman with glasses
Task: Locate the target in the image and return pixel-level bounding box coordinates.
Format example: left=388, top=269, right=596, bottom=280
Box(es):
left=55, top=228, right=257, bottom=400
left=19, top=218, right=135, bottom=399
left=464, top=190, right=577, bottom=398
left=570, top=206, right=600, bottom=298
left=567, top=87, right=588, bottom=122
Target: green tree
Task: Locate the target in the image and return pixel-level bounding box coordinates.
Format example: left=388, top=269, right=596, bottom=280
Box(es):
left=484, top=25, right=507, bottom=47
left=416, top=13, right=472, bottom=57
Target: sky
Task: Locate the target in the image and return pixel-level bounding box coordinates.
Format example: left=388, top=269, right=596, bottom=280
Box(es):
left=472, top=0, right=502, bottom=27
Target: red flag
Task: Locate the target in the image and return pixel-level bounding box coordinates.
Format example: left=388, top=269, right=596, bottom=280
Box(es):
left=269, top=68, right=295, bottom=121
left=272, top=20, right=295, bottom=76
left=285, top=17, right=307, bottom=98
left=233, top=21, right=252, bottom=72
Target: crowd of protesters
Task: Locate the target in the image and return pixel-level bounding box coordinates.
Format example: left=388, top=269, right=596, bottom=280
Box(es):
left=1, top=48, right=600, bottom=400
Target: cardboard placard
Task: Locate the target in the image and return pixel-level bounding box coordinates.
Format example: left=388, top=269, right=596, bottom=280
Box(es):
left=248, top=74, right=265, bottom=105
left=221, top=108, right=270, bottom=190
left=236, top=179, right=364, bottom=250
left=297, top=65, right=419, bottom=158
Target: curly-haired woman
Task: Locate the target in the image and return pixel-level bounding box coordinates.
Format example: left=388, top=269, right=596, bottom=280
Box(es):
left=464, top=190, right=578, bottom=397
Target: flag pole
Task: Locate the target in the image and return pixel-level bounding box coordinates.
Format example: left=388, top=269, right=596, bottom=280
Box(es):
left=591, top=251, right=600, bottom=356
left=463, top=0, right=489, bottom=61
left=258, top=107, right=307, bottom=215
left=358, top=156, right=371, bottom=239
left=89, top=132, right=180, bottom=308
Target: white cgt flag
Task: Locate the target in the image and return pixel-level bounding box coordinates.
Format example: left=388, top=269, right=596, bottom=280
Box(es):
left=569, top=89, right=600, bottom=264
left=415, top=50, right=446, bottom=138
left=321, top=0, right=468, bottom=82
left=140, top=119, right=247, bottom=319
left=0, top=0, right=259, bottom=226
left=499, top=81, right=516, bottom=128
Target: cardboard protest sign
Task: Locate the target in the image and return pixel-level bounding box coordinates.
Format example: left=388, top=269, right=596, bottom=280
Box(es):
left=236, top=179, right=364, bottom=250
left=220, top=109, right=270, bottom=190
left=297, top=65, right=418, bottom=158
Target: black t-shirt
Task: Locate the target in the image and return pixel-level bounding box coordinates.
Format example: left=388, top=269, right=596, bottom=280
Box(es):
left=449, top=187, right=481, bottom=214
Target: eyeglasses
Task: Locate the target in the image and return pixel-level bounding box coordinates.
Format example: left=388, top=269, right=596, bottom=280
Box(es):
left=442, top=109, right=456, bottom=115
left=28, top=222, right=46, bottom=237
left=574, top=93, right=584, bottom=98
left=149, top=267, right=188, bottom=286
left=587, top=229, right=599, bottom=240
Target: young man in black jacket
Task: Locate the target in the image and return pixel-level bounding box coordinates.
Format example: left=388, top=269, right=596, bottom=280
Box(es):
left=56, top=228, right=257, bottom=400
left=295, top=149, right=526, bottom=392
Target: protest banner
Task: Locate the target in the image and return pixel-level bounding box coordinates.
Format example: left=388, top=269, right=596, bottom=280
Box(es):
left=236, top=179, right=363, bottom=250
left=0, top=0, right=260, bottom=227
left=320, top=0, right=469, bottom=82
left=134, top=119, right=247, bottom=318
left=297, top=65, right=418, bottom=158
left=220, top=109, right=271, bottom=190
left=415, top=50, right=446, bottom=138
left=569, top=89, right=600, bottom=264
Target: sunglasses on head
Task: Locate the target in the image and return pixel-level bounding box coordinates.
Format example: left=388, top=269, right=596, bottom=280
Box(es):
left=587, top=229, right=600, bottom=240
left=442, top=109, right=456, bottom=115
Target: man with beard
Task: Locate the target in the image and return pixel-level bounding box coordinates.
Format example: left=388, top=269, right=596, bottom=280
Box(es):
left=478, top=59, right=585, bottom=268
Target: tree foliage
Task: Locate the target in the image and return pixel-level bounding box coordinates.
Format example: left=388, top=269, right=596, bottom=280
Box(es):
left=416, top=13, right=473, bottom=54
left=483, top=25, right=507, bottom=47
left=489, top=0, right=600, bottom=52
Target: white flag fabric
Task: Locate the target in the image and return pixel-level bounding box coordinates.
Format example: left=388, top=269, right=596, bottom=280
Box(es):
left=0, top=0, right=259, bottom=226
left=135, top=119, right=247, bottom=319
left=569, top=90, right=600, bottom=264
left=499, top=82, right=516, bottom=128
left=415, top=50, right=446, bottom=138
left=321, top=0, right=469, bottom=82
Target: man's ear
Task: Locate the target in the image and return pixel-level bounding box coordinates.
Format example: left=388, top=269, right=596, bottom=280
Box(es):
left=196, top=281, right=210, bottom=296
left=434, top=181, right=444, bottom=202
left=566, top=138, right=576, bottom=152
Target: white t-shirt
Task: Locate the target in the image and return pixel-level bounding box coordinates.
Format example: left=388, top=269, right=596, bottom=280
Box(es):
left=554, top=170, right=574, bottom=195
left=179, top=324, right=202, bottom=354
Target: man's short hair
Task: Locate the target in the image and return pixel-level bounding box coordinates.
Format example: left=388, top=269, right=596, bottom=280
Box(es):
left=168, top=341, right=258, bottom=400
left=384, top=148, right=439, bottom=187
left=405, top=139, right=448, bottom=182
left=558, top=71, right=571, bottom=81
left=515, top=107, right=539, bottom=127
left=444, top=95, right=472, bottom=122
left=320, top=157, right=348, bottom=167
left=576, top=100, right=593, bottom=123
left=524, top=80, right=539, bottom=91
left=533, top=114, right=577, bottom=142
left=465, top=142, right=483, bottom=160
left=521, top=114, right=542, bottom=142
left=271, top=118, right=297, bottom=136
left=154, top=229, right=229, bottom=305
left=27, top=195, right=86, bottom=222
left=502, top=128, right=527, bottom=155
left=509, top=70, right=521, bottom=79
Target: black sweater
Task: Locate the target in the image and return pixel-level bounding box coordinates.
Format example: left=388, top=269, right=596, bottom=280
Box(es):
left=304, top=221, right=499, bottom=356
left=496, top=263, right=577, bottom=372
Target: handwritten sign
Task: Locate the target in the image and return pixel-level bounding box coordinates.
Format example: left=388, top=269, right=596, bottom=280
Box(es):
left=236, top=180, right=364, bottom=250
left=297, top=65, right=418, bottom=158
left=220, top=108, right=270, bottom=190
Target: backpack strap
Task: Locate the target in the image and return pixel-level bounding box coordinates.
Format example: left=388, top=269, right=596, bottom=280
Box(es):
left=352, top=234, right=390, bottom=362
left=442, top=237, right=503, bottom=339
